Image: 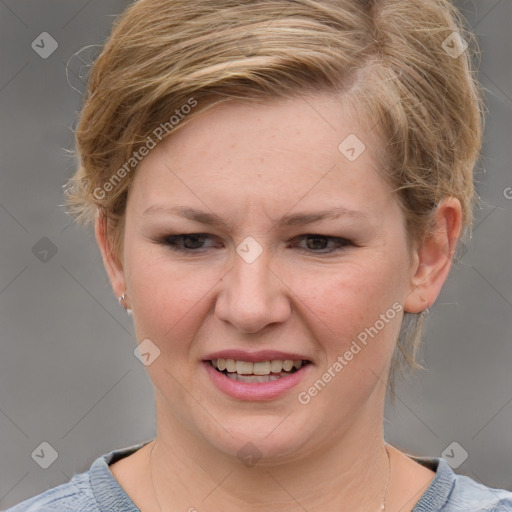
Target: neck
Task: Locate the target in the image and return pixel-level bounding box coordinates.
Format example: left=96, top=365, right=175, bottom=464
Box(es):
left=148, top=396, right=392, bottom=511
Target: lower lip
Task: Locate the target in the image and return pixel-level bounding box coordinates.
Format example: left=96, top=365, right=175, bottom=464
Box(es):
left=203, top=361, right=311, bottom=401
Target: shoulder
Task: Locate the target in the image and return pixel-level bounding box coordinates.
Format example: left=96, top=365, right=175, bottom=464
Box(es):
left=4, top=441, right=150, bottom=512
left=411, top=455, right=512, bottom=512
left=3, top=472, right=95, bottom=512
left=448, top=471, right=512, bottom=512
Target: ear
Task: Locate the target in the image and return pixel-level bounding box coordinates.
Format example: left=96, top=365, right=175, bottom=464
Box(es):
left=95, top=210, right=127, bottom=303
left=403, top=197, right=462, bottom=313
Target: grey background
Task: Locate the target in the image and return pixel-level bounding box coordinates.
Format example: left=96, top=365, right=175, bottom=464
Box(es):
left=1, top=0, right=511, bottom=508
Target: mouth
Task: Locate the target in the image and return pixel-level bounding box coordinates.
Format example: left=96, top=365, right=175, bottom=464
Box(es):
left=209, top=358, right=311, bottom=383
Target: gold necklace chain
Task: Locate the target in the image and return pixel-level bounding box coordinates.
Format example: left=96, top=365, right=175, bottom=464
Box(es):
left=381, top=443, right=392, bottom=511
left=149, top=441, right=392, bottom=511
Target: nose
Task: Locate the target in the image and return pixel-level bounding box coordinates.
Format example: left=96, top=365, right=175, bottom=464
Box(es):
left=214, top=250, right=291, bottom=334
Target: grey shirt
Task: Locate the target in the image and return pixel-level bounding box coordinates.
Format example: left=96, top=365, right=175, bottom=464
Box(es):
left=6, top=441, right=512, bottom=511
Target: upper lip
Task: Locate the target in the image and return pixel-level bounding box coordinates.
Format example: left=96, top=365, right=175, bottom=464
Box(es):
left=203, top=350, right=311, bottom=363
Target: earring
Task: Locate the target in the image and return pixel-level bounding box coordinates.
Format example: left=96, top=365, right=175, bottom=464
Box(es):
left=419, top=295, right=430, bottom=314
left=118, top=293, right=132, bottom=315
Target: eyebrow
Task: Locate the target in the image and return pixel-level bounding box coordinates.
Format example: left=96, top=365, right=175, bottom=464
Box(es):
left=142, top=205, right=368, bottom=230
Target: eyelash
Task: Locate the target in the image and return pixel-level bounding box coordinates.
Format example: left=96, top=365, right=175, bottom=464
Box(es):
left=158, top=233, right=354, bottom=254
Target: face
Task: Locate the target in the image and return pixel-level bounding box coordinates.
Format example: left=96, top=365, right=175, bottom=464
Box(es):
left=108, top=93, right=420, bottom=462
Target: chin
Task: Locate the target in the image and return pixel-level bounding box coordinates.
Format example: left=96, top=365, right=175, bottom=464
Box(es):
left=197, top=413, right=317, bottom=466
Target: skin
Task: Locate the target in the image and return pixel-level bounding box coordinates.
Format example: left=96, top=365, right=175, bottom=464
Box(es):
left=96, top=93, right=461, bottom=511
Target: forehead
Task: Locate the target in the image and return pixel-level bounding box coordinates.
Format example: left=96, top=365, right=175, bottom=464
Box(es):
left=129, top=94, right=395, bottom=222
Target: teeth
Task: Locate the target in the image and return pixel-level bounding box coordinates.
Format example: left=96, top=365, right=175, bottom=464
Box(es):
left=225, top=359, right=236, bottom=372
left=236, top=361, right=253, bottom=375
left=270, top=360, right=283, bottom=373
left=226, top=373, right=285, bottom=383
left=212, top=358, right=307, bottom=375
left=253, top=361, right=271, bottom=375
left=282, top=360, right=293, bottom=371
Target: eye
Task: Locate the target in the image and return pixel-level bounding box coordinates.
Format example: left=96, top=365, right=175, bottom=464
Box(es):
left=291, top=234, right=353, bottom=254
left=159, top=233, right=220, bottom=252
left=157, top=233, right=354, bottom=255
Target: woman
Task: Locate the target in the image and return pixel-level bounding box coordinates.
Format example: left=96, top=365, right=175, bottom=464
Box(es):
left=8, top=0, right=512, bottom=510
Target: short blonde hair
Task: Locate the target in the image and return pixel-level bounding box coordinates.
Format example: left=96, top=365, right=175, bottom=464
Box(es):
left=66, top=0, right=485, bottom=395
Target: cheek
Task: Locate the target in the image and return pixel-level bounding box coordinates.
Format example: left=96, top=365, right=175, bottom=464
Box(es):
left=291, top=256, right=404, bottom=360
left=125, top=245, right=222, bottom=351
